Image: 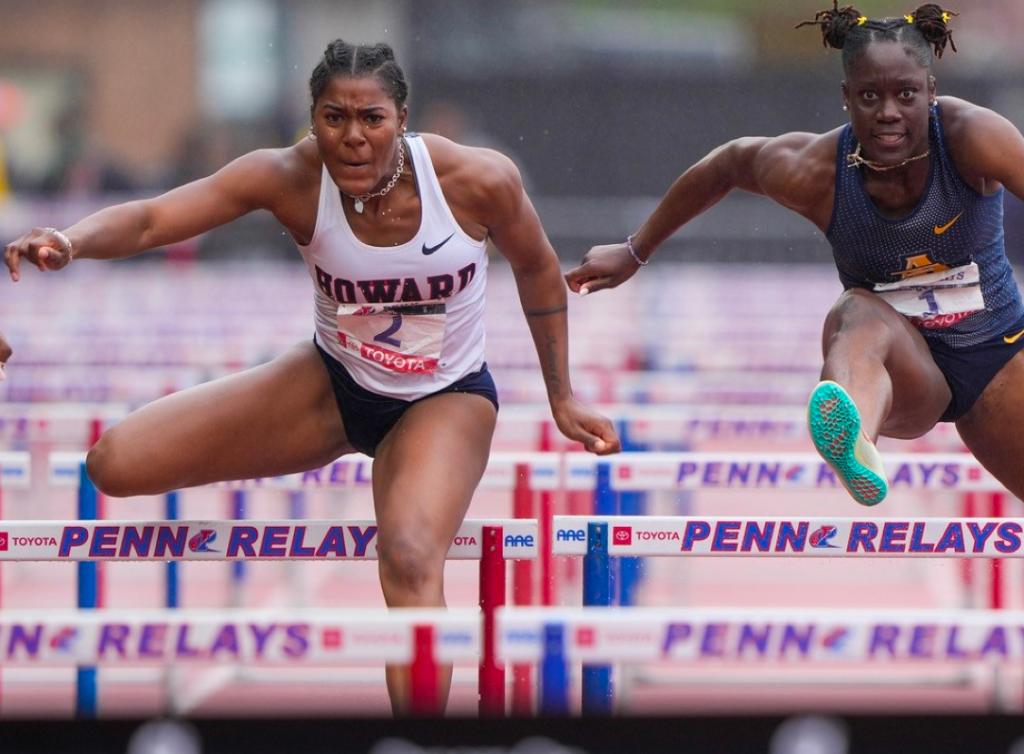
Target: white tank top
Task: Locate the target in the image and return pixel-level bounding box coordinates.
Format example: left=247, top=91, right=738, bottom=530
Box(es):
left=297, top=134, right=489, bottom=399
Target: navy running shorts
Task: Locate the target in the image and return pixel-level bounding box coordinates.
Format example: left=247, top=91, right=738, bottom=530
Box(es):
left=314, top=339, right=499, bottom=456
left=930, top=324, right=1024, bottom=422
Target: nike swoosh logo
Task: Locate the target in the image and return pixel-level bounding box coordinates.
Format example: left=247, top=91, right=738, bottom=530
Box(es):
left=1004, top=327, right=1024, bottom=344
left=934, top=212, right=964, bottom=235
left=422, top=233, right=455, bottom=255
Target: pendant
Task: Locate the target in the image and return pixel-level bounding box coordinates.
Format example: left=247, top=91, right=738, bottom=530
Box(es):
left=354, top=198, right=364, bottom=214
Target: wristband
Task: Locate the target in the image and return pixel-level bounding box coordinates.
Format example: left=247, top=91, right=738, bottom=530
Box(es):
left=44, top=228, right=74, bottom=260
left=626, top=235, right=648, bottom=266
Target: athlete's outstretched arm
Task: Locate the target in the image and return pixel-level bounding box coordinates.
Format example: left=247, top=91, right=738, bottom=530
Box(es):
left=478, top=149, right=620, bottom=455
left=565, top=131, right=832, bottom=295
left=3, top=149, right=289, bottom=281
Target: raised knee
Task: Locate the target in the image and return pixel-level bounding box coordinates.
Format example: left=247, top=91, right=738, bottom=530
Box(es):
left=85, top=430, right=137, bottom=498
left=825, top=289, right=897, bottom=342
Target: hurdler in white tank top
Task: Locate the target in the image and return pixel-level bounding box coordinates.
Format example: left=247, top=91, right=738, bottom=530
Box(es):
left=297, top=134, right=489, bottom=400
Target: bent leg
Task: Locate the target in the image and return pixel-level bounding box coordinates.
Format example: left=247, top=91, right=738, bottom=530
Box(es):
left=87, top=341, right=353, bottom=496
left=811, top=290, right=951, bottom=506
left=956, top=351, right=1024, bottom=500
left=819, top=288, right=950, bottom=439
left=370, top=391, right=497, bottom=715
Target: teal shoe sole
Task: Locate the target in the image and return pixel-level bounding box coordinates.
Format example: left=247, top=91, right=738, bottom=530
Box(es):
left=808, top=381, right=888, bottom=506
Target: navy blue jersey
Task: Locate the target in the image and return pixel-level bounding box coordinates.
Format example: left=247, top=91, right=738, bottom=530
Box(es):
left=826, top=104, right=1023, bottom=349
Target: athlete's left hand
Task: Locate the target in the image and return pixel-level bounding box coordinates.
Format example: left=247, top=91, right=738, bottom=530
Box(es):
left=552, top=399, right=621, bottom=455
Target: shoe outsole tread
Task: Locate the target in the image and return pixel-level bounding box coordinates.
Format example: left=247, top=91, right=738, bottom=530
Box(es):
left=808, top=381, right=888, bottom=506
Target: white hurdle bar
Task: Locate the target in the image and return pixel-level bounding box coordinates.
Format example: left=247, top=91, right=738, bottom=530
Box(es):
left=0, top=607, right=480, bottom=665
left=8, top=450, right=1000, bottom=493
left=43, top=451, right=561, bottom=491
left=0, top=518, right=538, bottom=561
left=551, top=515, right=1024, bottom=558
left=497, top=605, right=1024, bottom=715
left=563, top=451, right=1005, bottom=492
left=0, top=606, right=478, bottom=716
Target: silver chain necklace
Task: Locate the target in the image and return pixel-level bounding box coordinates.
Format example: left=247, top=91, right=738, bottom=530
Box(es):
left=349, top=140, right=405, bottom=214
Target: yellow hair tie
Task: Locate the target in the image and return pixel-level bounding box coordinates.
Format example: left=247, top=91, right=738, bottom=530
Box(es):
left=904, top=14, right=915, bottom=22
left=857, top=16, right=867, bottom=24
left=941, top=11, right=952, bottom=22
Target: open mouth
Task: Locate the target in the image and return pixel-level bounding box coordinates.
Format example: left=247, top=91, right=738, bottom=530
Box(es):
left=874, top=134, right=905, bottom=147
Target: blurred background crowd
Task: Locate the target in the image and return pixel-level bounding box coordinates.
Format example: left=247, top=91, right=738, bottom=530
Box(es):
left=1, top=0, right=1023, bottom=262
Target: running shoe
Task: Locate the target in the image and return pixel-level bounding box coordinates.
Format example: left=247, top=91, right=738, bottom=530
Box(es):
left=807, top=380, right=888, bottom=506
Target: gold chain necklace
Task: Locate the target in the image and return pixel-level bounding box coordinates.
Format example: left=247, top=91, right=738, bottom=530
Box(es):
left=846, top=142, right=930, bottom=172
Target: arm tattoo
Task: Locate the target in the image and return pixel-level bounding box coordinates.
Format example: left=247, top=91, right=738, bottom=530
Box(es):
left=541, top=333, right=565, bottom=397
left=524, top=304, right=568, bottom=318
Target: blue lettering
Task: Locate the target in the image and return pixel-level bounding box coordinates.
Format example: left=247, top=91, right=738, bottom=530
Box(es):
left=59, top=527, right=88, bottom=557
left=662, top=623, right=691, bottom=654
left=315, top=527, right=347, bottom=557
left=711, top=521, right=740, bottom=551
left=908, top=523, right=935, bottom=553
left=869, top=624, right=899, bottom=658
left=120, top=526, right=154, bottom=557
left=290, top=526, right=315, bottom=557
left=259, top=526, right=289, bottom=557
left=776, top=522, right=808, bottom=553
left=848, top=522, right=878, bottom=553
left=250, top=624, right=277, bottom=657
left=348, top=525, right=378, bottom=557
left=89, top=526, right=118, bottom=557
left=681, top=522, right=711, bottom=551
left=97, top=624, right=129, bottom=659
left=935, top=524, right=965, bottom=553
left=996, top=522, right=1023, bottom=554
left=741, top=521, right=774, bottom=552
left=967, top=522, right=997, bottom=553
left=210, top=624, right=240, bottom=658
left=880, top=522, right=908, bottom=553
left=154, top=527, right=187, bottom=558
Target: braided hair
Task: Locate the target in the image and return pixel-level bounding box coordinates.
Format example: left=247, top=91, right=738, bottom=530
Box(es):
left=309, top=41, right=410, bottom=110
left=796, top=2, right=958, bottom=71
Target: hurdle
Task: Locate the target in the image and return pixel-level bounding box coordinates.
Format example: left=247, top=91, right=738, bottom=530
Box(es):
left=0, top=450, right=561, bottom=716
left=0, top=607, right=480, bottom=716
left=496, top=605, right=1024, bottom=715
left=550, top=512, right=1024, bottom=715
left=0, top=507, right=536, bottom=718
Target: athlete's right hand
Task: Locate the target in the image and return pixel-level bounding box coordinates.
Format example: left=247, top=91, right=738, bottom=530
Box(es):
left=564, top=242, right=641, bottom=296
left=4, top=227, right=74, bottom=282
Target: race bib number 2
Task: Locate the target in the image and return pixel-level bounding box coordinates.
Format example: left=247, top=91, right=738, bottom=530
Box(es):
left=336, top=302, right=446, bottom=374
left=873, top=262, right=984, bottom=329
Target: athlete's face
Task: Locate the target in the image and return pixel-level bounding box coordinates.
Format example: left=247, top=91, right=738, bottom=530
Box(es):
left=841, top=41, right=936, bottom=168
left=312, top=74, right=408, bottom=198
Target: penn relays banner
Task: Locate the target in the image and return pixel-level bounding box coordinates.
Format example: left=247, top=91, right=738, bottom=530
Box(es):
left=552, top=516, right=1024, bottom=557
left=497, top=607, right=1024, bottom=663
left=0, top=608, right=479, bottom=665
left=0, top=519, right=537, bottom=561
left=564, top=451, right=1003, bottom=491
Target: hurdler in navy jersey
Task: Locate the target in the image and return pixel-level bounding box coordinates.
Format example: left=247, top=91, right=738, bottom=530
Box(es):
left=565, top=5, right=1024, bottom=510
left=828, top=104, right=1024, bottom=351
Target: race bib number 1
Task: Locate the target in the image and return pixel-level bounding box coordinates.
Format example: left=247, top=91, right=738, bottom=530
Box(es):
left=336, top=302, right=446, bottom=374
left=873, top=262, right=984, bottom=329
